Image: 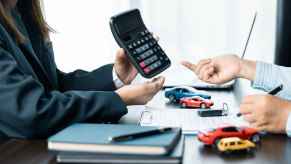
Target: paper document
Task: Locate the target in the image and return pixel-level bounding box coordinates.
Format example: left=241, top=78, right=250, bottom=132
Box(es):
left=139, top=109, right=249, bottom=135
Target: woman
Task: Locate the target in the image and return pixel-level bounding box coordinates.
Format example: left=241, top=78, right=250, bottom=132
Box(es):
left=182, top=55, right=291, bottom=136
left=0, top=0, right=165, bottom=139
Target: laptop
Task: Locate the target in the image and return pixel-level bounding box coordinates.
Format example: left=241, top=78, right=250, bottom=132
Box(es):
left=163, top=13, right=257, bottom=90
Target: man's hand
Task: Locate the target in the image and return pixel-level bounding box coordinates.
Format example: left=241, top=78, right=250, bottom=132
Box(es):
left=181, top=54, right=256, bottom=84
left=240, top=95, right=291, bottom=134
left=115, top=76, right=165, bottom=105
left=114, top=48, right=138, bottom=85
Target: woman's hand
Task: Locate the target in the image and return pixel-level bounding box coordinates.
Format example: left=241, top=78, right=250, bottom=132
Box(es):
left=114, top=48, right=138, bottom=85
left=115, top=76, right=165, bottom=105
left=240, top=95, right=291, bottom=134
left=181, top=54, right=256, bottom=84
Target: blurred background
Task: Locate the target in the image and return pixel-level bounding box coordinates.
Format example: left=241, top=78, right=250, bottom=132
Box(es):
left=43, top=0, right=276, bottom=74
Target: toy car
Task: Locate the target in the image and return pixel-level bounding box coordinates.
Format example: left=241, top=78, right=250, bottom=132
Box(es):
left=179, top=96, right=214, bottom=108
left=217, top=137, right=256, bottom=154
left=164, top=86, right=211, bottom=103
left=197, top=126, right=260, bottom=146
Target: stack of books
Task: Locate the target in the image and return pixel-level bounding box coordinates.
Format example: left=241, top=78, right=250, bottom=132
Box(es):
left=48, top=124, right=184, bottom=164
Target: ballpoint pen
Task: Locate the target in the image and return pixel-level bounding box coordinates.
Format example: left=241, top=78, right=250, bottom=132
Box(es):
left=108, top=127, right=173, bottom=142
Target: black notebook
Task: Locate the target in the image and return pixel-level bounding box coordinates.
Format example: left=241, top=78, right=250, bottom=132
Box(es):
left=56, top=136, right=184, bottom=164
left=48, top=124, right=181, bottom=156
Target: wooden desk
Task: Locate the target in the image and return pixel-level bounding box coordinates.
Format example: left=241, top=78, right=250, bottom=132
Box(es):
left=1, top=80, right=291, bottom=164
left=0, top=134, right=290, bottom=164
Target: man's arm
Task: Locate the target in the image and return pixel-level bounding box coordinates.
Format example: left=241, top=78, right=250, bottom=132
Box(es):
left=250, top=61, right=291, bottom=99
left=241, top=60, right=291, bottom=136
left=182, top=55, right=291, bottom=135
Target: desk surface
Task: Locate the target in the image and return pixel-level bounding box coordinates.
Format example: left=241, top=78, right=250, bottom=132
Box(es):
left=1, top=81, right=291, bottom=164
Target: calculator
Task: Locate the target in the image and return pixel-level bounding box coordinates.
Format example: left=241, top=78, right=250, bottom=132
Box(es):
left=110, top=9, right=171, bottom=78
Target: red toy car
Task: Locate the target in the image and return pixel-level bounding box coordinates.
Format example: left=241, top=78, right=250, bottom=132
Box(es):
left=198, top=126, right=260, bottom=146
left=179, top=96, right=214, bottom=109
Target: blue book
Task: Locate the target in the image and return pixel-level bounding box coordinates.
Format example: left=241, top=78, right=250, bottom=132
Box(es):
left=48, top=124, right=181, bottom=156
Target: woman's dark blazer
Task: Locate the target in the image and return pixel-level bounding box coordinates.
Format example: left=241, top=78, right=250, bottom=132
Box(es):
left=0, top=12, right=127, bottom=139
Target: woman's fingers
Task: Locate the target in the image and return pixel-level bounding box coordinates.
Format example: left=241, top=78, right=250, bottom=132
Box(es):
left=115, top=48, right=126, bottom=63
left=149, top=76, right=165, bottom=92
left=151, top=32, right=160, bottom=42
left=115, top=76, right=165, bottom=105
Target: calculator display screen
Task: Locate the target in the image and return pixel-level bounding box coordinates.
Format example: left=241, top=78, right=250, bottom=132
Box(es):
left=115, top=11, right=142, bottom=35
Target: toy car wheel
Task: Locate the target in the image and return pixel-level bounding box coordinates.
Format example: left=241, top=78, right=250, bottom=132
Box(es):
left=250, top=134, right=260, bottom=143
left=169, top=95, right=176, bottom=102
left=200, top=103, right=206, bottom=109
left=181, top=103, right=187, bottom=108
left=225, top=150, right=232, bottom=155
left=246, top=147, right=255, bottom=154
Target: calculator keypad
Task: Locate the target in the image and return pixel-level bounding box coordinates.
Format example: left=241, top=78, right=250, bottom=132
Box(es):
left=126, top=30, right=170, bottom=75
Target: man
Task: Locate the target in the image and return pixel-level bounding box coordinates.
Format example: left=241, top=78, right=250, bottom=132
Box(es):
left=182, top=54, right=291, bottom=136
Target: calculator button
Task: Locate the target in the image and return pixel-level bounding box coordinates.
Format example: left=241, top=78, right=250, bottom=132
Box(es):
left=144, top=67, right=150, bottom=74
left=135, top=48, right=142, bottom=54
left=139, top=54, right=146, bottom=60
left=147, top=61, right=161, bottom=71
left=139, top=61, right=146, bottom=68
left=140, top=49, right=154, bottom=60
left=153, top=47, right=158, bottom=53
left=133, top=43, right=137, bottom=47
left=139, top=54, right=145, bottom=60
left=135, top=44, right=150, bottom=54
left=155, top=61, right=162, bottom=67
left=148, top=65, right=155, bottom=71
left=128, top=44, right=133, bottom=50
left=144, top=55, right=158, bottom=65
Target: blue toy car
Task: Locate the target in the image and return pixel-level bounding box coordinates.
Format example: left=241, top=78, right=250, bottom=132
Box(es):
left=164, top=86, right=211, bottom=102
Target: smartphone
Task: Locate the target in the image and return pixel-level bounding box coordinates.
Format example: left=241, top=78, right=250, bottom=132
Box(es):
left=110, top=9, right=171, bottom=78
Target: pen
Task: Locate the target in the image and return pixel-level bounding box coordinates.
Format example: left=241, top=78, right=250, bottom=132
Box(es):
left=108, top=127, right=173, bottom=142
left=237, top=84, right=283, bottom=117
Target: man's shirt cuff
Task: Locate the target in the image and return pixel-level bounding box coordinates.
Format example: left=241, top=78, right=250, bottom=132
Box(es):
left=251, top=61, right=279, bottom=92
